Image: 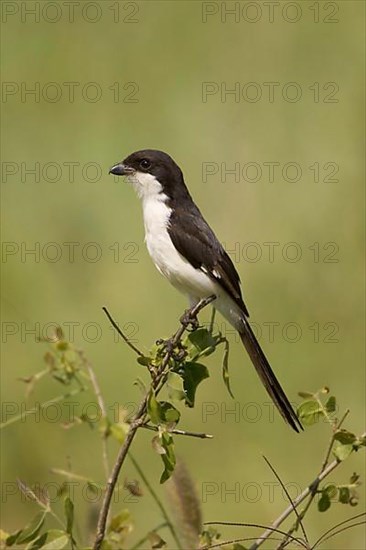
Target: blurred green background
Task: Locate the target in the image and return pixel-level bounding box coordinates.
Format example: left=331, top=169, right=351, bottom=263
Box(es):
left=1, top=1, right=365, bottom=548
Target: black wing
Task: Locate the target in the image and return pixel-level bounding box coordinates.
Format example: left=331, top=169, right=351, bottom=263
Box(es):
left=168, top=205, right=249, bottom=317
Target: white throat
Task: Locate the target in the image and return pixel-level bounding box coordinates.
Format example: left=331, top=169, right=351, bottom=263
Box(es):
left=126, top=171, right=164, bottom=201
left=127, top=170, right=172, bottom=252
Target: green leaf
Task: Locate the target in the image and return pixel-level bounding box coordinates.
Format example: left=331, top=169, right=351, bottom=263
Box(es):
left=25, top=529, right=59, bottom=550
left=16, top=512, right=45, bottom=544
left=325, top=395, right=336, bottom=413
left=56, top=340, right=68, bottom=351
left=160, top=402, right=180, bottom=424
left=64, top=497, right=74, bottom=536
left=350, top=472, right=360, bottom=484
left=338, top=486, right=350, bottom=504
left=99, top=416, right=111, bottom=438
left=148, top=342, right=166, bottom=367
left=184, top=328, right=216, bottom=359
left=233, top=545, right=248, bottom=550
left=221, top=338, right=234, bottom=399
left=298, top=391, right=315, bottom=398
left=137, top=355, right=151, bottom=366
left=297, top=399, right=324, bottom=425
left=334, top=429, right=357, bottom=445
left=147, top=531, right=167, bottom=549
left=333, top=441, right=353, bottom=461
left=180, top=362, right=209, bottom=408
left=147, top=391, right=164, bottom=425
left=160, top=432, right=176, bottom=483
left=324, top=484, right=337, bottom=499
left=109, top=510, right=131, bottom=533
left=167, top=372, right=186, bottom=402
left=109, top=423, right=127, bottom=444
left=5, top=529, right=22, bottom=546
left=199, top=527, right=221, bottom=547
left=318, top=492, right=331, bottom=512
left=147, top=395, right=180, bottom=426
left=26, top=531, right=48, bottom=550
left=152, top=435, right=166, bottom=455
left=86, top=481, right=99, bottom=495
left=42, top=533, right=70, bottom=550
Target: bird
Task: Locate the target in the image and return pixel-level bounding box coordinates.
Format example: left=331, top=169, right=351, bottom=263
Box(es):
left=109, top=149, right=302, bottom=432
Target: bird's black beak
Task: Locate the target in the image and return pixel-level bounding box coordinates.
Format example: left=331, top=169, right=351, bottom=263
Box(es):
left=109, top=163, right=135, bottom=176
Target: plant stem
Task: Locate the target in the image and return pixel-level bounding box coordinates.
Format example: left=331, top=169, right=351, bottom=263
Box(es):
left=248, top=457, right=341, bottom=550
left=275, top=408, right=351, bottom=549
left=130, top=522, right=168, bottom=550
left=141, top=423, right=213, bottom=439
left=129, top=453, right=182, bottom=549
left=0, top=388, right=84, bottom=429
left=82, top=352, right=110, bottom=481
left=94, top=412, right=145, bottom=550
left=102, top=306, right=144, bottom=357
left=93, top=296, right=216, bottom=550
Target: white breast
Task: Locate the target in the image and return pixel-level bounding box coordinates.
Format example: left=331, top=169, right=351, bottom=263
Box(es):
left=142, top=192, right=218, bottom=300
left=127, top=170, right=243, bottom=329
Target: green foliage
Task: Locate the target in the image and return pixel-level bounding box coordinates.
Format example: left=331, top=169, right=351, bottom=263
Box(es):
left=317, top=473, right=361, bottom=512
left=159, top=433, right=176, bottom=484
left=298, top=398, right=325, bottom=425
left=33, top=531, right=69, bottom=550
left=64, top=497, right=74, bottom=540
left=199, top=526, right=222, bottom=548
left=178, top=362, right=209, bottom=408
left=41, top=328, right=85, bottom=388
left=3, top=323, right=365, bottom=550
left=296, top=388, right=364, bottom=519
left=3, top=500, right=75, bottom=550
left=105, top=510, right=133, bottom=549
left=297, top=387, right=337, bottom=426
left=141, top=326, right=230, bottom=483
left=5, top=511, right=45, bottom=546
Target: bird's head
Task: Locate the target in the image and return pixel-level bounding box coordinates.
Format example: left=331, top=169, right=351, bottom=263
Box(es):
left=109, top=149, right=187, bottom=201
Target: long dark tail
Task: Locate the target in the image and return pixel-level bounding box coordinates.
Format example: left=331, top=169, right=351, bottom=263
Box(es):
left=239, top=320, right=302, bottom=433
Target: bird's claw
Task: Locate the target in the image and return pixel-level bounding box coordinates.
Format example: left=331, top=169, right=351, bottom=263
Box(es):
left=180, top=309, right=200, bottom=331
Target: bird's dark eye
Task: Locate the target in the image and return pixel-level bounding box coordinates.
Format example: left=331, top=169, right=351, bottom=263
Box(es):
left=139, top=159, right=151, bottom=171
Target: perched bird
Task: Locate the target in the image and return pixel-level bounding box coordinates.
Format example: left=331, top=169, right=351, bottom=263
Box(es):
left=109, top=149, right=302, bottom=432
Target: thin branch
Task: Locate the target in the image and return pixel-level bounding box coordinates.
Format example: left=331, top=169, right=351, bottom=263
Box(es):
left=262, top=455, right=308, bottom=546
left=50, top=468, right=103, bottom=489
left=93, top=296, right=216, bottom=550
left=313, top=511, right=366, bottom=548
left=202, top=521, right=307, bottom=549
left=248, top=457, right=342, bottom=550
left=315, top=519, right=366, bottom=548
left=102, top=306, right=144, bottom=357
left=202, top=536, right=284, bottom=550
left=321, top=409, right=350, bottom=471
left=81, top=352, right=110, bottom=481
left=17, top=479, right=65, bottom=530
left=0, top=388, right=84, bottom=429
left=141, top=423, right=213, bottom=439
left=129, top=522, right=168, bottom=550
left=275, top=409, right=351, bottom=550
left=129, top=453, right=182, bottom=549
left=93, top=408, right=145, bottom=550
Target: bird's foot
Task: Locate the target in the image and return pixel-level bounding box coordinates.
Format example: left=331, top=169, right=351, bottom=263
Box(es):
left=180, top=309, right=200, bottom=331
left=156, top=337, right=187, bottom=361
left=156, top=337, right=172, bottom=352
